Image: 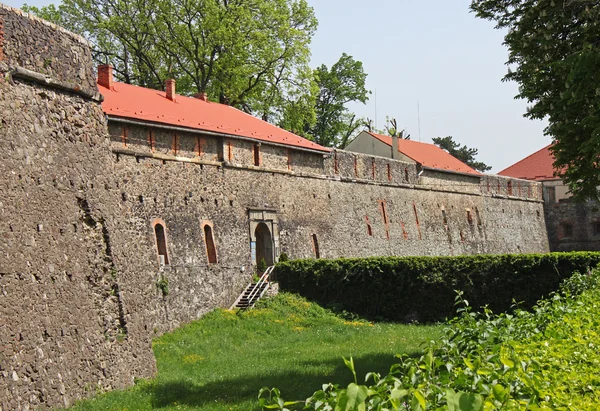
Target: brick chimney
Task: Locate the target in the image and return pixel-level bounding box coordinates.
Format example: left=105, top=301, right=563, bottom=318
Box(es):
left=165, top=79, right=176, bottom=102
left=391, top=135, right=399, bottom=159
left=194, top=92, right=208, bottom=102
left=97, top=65, right=113, bottom=89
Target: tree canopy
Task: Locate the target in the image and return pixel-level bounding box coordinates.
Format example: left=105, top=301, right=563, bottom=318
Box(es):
left=24, top=0, right=318, bottom=122
left=470, top=0, right=600, bottom=199
left=432, top=136, right=491, bottom=172
left=24, top=2, right=370, bottom=149
left=309, top=53, right=370, bottom=147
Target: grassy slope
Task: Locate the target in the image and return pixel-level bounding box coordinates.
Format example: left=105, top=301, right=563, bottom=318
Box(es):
left=66, top=294, right=441, bottom=411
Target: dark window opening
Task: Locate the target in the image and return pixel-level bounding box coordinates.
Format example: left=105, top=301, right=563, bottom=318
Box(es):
left=354, top=156, right=358, bottom=177
left=387, top=164, right=392, bottom=181
left=371, top=160, right=376, bottom=179
left=203, top=224, right=218, bottom=264
left=560, top=222, right=573, bottom=239
left=404, top=168, right=409, bottom=182
left=466, top=209, right=473, bottom=225
left=442, top=209, right=448, bottom=225
left=593, top=222, right=600, bottom=235
left=475, top=207, right=482, bottom=226
left=507, top=180, right=513, bottom=196
left=312, top=234, right=320, bottom=259
left=154, top=223, right=169, bottom=265
left=227, top=141, right=233, bottom=162
left=253, top=143, right=261, bottom=166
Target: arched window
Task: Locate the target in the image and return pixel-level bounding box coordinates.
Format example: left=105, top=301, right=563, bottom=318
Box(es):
left=312, top=234, right=320, bottom=259
left=203, top=223, right=218, bottom=264
left=154, top=223, right=169, bottom=265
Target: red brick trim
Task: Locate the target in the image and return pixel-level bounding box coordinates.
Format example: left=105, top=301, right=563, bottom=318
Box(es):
left=0, top=14, right=5, bottom=61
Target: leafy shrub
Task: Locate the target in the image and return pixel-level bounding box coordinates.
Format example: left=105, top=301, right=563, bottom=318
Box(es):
left=275, top=252, right=600, bottom=322
left=260, top=269, right=600, bottom=410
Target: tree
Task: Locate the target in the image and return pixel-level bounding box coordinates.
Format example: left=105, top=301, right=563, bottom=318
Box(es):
left=432, top=136, right=492, bottom=172
left=308, top=53, right=371, bottom=147
left=470, top=0, right=600, bottom=199
left=379, top=117, right=411, bottom=140
left=23, top=0, right=317, bottom=120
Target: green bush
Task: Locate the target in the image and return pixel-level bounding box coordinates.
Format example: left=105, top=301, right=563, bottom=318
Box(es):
left=260, top=269, right=600, bottom=410
left=275, top=252, right=600, bottom=322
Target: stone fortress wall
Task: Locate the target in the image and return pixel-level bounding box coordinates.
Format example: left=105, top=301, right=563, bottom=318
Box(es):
left=0, top=5, right=550, bottom=409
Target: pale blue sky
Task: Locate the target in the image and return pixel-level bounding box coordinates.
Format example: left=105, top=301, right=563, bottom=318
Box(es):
left=5, top=0, right=549, bottom=171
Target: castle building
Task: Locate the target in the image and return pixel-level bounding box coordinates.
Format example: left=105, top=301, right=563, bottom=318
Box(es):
left=0, top=5, right=550, bottom=409
left=499, top=145, right=600, bottom=251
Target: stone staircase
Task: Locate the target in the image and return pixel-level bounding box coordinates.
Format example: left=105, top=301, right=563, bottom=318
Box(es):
left=230, top=266, right=274, bottom=309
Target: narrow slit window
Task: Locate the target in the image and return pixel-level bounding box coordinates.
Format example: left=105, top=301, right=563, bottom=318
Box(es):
left=154, top=223, right=169, bottom=265
left=121, top=126, right=128, bottom=147
left=171, top=134, right=179, bottom=155
left=287, top=149, right=292, bottom=170
left=312, top=234, right=320, bottom=259
left=404, top=168, right=409, bottom=182
left=253, top=143, right=261, bottom=166
left=475, top=207, right=482, bottom=226
left=334, top=151, right=339, bottom=174
left=413, top=203, right=422, bottom=240
left=227, top=141, right=233, bottom=162
left=365, top=216, right=373, bottom=236
left=354, top=156, right=358, bottom=177
left=372, top=160, right=376, bottom=179
left=387, top=164, right=392, bottom=181
left=147, top=129, right=155, bottom=151
left=466, top=209, right=473, bottom=225
left=507, top=180, right=513, bottom=196
left=442, top=209, right=448, bottom=225
left=203, top=223, right=218, bottom=264
left=195, top=136, right=203, bottom=157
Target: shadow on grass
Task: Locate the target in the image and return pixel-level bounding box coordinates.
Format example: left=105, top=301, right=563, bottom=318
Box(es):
left=144, top=352, right=408, bottom=409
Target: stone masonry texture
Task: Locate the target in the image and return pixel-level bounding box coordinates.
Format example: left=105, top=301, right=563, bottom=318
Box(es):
left=0, top=4, right=550, bottom=409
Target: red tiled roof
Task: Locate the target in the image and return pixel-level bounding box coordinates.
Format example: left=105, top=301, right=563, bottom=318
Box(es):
left=99, top=82, right=330, bottom=153
left=367, top=132, right=480, bottom=175
left=498, top=144, right=562, bottom=181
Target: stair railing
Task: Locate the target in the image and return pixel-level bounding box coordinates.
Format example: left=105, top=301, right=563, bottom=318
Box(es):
left=245, top=265, right=274, bottom=309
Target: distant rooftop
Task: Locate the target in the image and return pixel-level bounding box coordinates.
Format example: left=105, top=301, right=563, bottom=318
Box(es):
left=98, top=77, right=330, bottom=154
left=498, top=144, right=562, bottom=181
left=367, top=132, right=480, bottom=175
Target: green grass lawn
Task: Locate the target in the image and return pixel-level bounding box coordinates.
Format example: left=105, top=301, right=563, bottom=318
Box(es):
left=66, top=293, right=442, bottom=411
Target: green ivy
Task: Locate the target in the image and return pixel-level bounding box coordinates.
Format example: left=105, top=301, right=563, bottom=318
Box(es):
left=275, top=252, right=600, bottom=322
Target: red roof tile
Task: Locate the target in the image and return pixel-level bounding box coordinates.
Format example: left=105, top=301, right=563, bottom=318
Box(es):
left=498, top=144, right=562, bottom=181
left=99, top=81, right=330, bottom=153
left=367, top=132, right=480, bottom=175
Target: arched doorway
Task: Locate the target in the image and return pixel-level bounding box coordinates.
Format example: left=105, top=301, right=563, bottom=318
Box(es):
left=255, top=222, right=274, bottom=269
